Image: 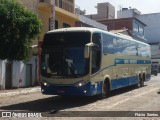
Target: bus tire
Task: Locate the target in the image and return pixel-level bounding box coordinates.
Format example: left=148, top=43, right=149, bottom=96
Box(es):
left=100, top=80, right=110, bottom=99
left=140, top=74, right=145, bottom=87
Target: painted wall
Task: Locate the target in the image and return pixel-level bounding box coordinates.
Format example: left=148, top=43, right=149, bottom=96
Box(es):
left=37, top=9, right=50, bottom=41
left=117, top=9, right=141, bottom=19
left=86, top=2, right=115, bottom=20
left=0, top=56, right=37, bottom=89
left=20, top=0, right=38, bottom=13
left=12, top=61, right=26, bottom=88
left=56, top=12, right=76, bottom=28
left=37, top=5, right=79, bottom=42
left=0, top=60, right=6, bottom=90
left=137, top=13, right=160, bottom=43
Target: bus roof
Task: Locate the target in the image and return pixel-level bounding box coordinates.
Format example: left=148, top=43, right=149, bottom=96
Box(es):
left=46, top=27, right=149, bottom=46
left=46, top=27, right=101, bottom=33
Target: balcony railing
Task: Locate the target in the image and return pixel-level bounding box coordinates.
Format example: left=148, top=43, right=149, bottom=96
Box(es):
left=39, top=0, right=75, bottom=13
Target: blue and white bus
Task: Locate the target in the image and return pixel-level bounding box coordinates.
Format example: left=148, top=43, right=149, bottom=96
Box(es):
left=40, top=27, right=151, bottom=98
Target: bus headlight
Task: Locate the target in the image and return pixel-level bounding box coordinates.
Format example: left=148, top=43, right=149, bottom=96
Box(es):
left=75, top=80, right=87, bottom=87
left=42, top=81, right=49, bottom=86
left=44, top=82, right=48, bottom=86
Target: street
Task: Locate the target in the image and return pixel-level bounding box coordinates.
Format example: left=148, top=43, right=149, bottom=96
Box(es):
left=0, top=74, right=160, bottom=120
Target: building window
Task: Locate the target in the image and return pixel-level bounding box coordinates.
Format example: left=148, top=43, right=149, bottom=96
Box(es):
left=63, top=23, right=70, bottom=28
left=55, top=20, right=58, bottom=29
left=92, top=33, right=101, bottom=74
left=133, top=22, right=139, bottom=32
left=139, top=25, right=144, bottom=35
left=59, top=0, right=62, bottom=8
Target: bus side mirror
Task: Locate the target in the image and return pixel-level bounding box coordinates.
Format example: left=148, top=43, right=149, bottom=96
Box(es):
left=84, top=43, right=95, bottom=58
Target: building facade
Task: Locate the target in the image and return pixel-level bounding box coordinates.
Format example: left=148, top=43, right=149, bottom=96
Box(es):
left=117, top=8, right=160, bottom=72
left=86, top=2, right=115, bottom=20
left=117, top=8, right=141, bottom=19
left=75, top=15, right=107, bottom=30
left=97, top=17, right=147, bottom=42
left=37, top=0, right=79, bottom=41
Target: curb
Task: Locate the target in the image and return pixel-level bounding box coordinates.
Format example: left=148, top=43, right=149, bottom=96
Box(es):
left=0, top=87, right=41, bottom=98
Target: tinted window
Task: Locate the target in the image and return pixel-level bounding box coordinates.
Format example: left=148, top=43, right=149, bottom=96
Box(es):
left=63, top=23, right=70, bottom=28
left=114, top=37, right=130, bottom=55
left=138, top=44, right=150, bottom=58
left=103, top=33, right=114, bottom=54
left=92, top=33, right=101, bottom=74
left=42, top=32, right=90, bottom=47
left=41, top=32, right=91, bottom=78
left=101, top=33, right=150, bottom=58
left=129, top=41, right=138, bottom=56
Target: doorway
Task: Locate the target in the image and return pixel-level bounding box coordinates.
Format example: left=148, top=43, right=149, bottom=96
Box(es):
left=5, top=62, right=13, bottom=89
left=26, top=64, right=32, bottom=87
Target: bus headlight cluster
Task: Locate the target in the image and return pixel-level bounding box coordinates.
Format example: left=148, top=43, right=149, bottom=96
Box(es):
left=75, top=80, right=87, bottom=87
left=42, top=81, right=49, bottom=86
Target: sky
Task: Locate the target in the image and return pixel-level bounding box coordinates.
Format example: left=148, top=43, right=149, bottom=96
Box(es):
left=75, top=0, right=160, bottom=16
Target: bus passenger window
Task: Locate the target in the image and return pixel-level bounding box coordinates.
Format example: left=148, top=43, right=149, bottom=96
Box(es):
left=92, top=33, right=101, bottom=74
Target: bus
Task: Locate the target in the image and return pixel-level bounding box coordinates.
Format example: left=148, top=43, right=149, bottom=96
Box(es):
left=40, top=27, right=151, bottom=98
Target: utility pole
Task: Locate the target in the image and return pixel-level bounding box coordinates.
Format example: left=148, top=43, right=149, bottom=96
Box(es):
left=50, top=0, right=55, bottom=30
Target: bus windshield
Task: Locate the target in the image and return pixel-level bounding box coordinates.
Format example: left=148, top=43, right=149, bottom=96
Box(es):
left=41, top=32, right=90, bottom=78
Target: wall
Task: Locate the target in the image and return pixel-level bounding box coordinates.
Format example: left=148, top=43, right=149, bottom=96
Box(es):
left=0, top=60, right=6, bottom=90
left=38, top=9, right=50, bottom=41
left=0, top=59, right=37, bottom=89
left=137, top=13, right=160, bottom=43
left=20, top=0, right=38, bottom=13
left=150, top=44, right=160, bottom=59
left=117, top=9, right=134, bottom=18
left=86, top=2, right=115, bottom=20
left=99, top=19, right=132, bottom=31
left=12, top=56, right=37, bottom=88
left=56, top=11, right=77, bottom=28
left=117, top=9, right=141, bottom=19
left=101, top=2, right=115, bottom=19
left=12, top=61, right=26, bottom=88
left=76, top=15, right=107, bottom=30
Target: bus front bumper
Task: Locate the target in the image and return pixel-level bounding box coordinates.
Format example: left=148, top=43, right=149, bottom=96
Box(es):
left=41, top=81, right=102, bottom=96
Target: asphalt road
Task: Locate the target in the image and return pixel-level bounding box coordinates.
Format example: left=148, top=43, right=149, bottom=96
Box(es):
left=0, top=74, right=160, bottom=120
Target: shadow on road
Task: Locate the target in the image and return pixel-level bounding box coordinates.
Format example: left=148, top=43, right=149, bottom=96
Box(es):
left=110, top=85, right=147, bottom=97
left=0, top=95, right=100, bottom=113
left=0, top=85, right=147, bottom=114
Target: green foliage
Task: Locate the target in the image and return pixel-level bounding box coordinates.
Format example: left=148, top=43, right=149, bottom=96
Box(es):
left=0, top=0, right=42, bottom=62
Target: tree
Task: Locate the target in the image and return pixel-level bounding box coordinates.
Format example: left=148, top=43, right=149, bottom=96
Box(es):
left=0, top=0, right=42, bottom=62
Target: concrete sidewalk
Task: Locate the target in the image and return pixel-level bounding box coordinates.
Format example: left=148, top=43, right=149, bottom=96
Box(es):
left=0, top=86, right=41, bottom=98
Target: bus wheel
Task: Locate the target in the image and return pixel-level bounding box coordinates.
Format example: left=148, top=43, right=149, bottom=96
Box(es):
left=140, top=75, right=145, bottom=87
left=100, top=80, right=110, bottom=99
